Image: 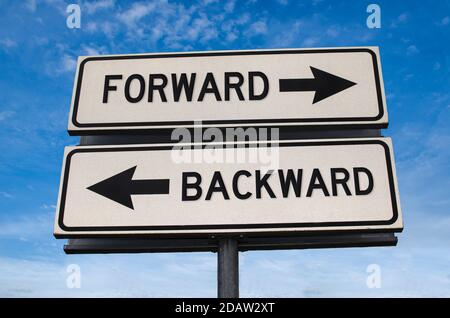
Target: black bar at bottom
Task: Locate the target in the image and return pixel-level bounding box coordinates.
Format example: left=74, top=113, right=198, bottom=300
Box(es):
left=63, top=233, right=397, bottom=254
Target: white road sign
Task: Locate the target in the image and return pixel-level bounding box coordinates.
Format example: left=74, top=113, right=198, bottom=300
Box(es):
left=54, top=138, right=402, bottom=237
left=68, top=47, right=388, bottom=134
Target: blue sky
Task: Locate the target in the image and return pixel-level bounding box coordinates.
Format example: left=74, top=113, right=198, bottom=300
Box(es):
left=0, top=0, right=449, bottom=297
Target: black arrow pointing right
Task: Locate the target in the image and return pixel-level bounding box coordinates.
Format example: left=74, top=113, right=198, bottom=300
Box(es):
left=87, top=166, right=170, bottom=210
left=279, top=66, right=357, bottom=104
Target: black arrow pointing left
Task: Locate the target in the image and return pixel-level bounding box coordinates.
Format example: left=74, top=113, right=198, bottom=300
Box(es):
left=87, top=166, right=170, bottom=210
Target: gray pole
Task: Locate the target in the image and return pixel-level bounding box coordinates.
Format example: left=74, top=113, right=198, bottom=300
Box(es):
left=217, top=238, right=239, bottom=298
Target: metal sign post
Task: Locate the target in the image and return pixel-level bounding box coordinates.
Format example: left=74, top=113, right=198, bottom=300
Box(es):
left=218, top=238, right=239, bottom=298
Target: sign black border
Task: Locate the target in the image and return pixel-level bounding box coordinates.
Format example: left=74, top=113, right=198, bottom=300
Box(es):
left=57, top=139, right=399, bottom=235
left=70, top=48, right=385, bottom=132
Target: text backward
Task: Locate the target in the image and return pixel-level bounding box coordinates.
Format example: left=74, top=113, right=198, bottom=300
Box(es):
left=54, top=138, right=402, bottom=237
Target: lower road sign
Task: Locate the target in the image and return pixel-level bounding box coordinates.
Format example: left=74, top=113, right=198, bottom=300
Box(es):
left=54, top=138, right=402, bottom=237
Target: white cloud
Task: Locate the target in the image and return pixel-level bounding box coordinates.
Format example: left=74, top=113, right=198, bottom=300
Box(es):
left=117, top=1, right=158, bottom=27
left=406, top=45, right=419, bottom=56
left=85, top=1, right=272, bottom=50
left=43, top=51, right=76, bottom=77
left=0, top=213, right=53, bottom=240
left=114, top=1, right=253, bottom=49
left=235, top=13, right=251, bottom=25
left=60, top=54, right=76, bottom=72
left=437, top=16, right=449, bottom=26
left=202, top=0, right=219, bottom=5
left=0, top=38, right=17, bottom=50
left=0, top=258, right=67, bottom=297
left=42, top=0, right=67, bottom=16
left=224, top=0, right=236, bottom=13
left=256, top=12, right=374, bottom=49
left=0, top=191, right=13, bottom=199
left=84, top=0, right=115, bottom=14
left=390, top=12, right=409, bottom=28
left=326, top=25, right=340, bottom=37
left=302, top=36, right=319, bottom=47
left=41, top=203, right=57, bottom=210
left=0, top=111, right=15, bottom=122
left=0, top=254, right=217, bottom=297
left=221, top=13, right=250, bottom=39
left=85, top=22, right=97, bottom=32
left=81, top=44, right=107, bottom=56
left=245, top=20, right=268, bottom=37
left=186, top=14, right=218, bottom=42
left=267, top=20, right=302, bottom=47
left=397, top=13, right=408, bottom=22
left=226, top=32, right=238, bottom=42
left=86, top=21, right=116, bottom=38
left=276, top=0, right=289, bottom=5
left=24, top=0, right=37, bottom=12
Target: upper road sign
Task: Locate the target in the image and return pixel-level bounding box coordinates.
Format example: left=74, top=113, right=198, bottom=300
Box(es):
left=54, top=138, right=402, bottom=237
left=68, top=47, right=388, bottom=134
